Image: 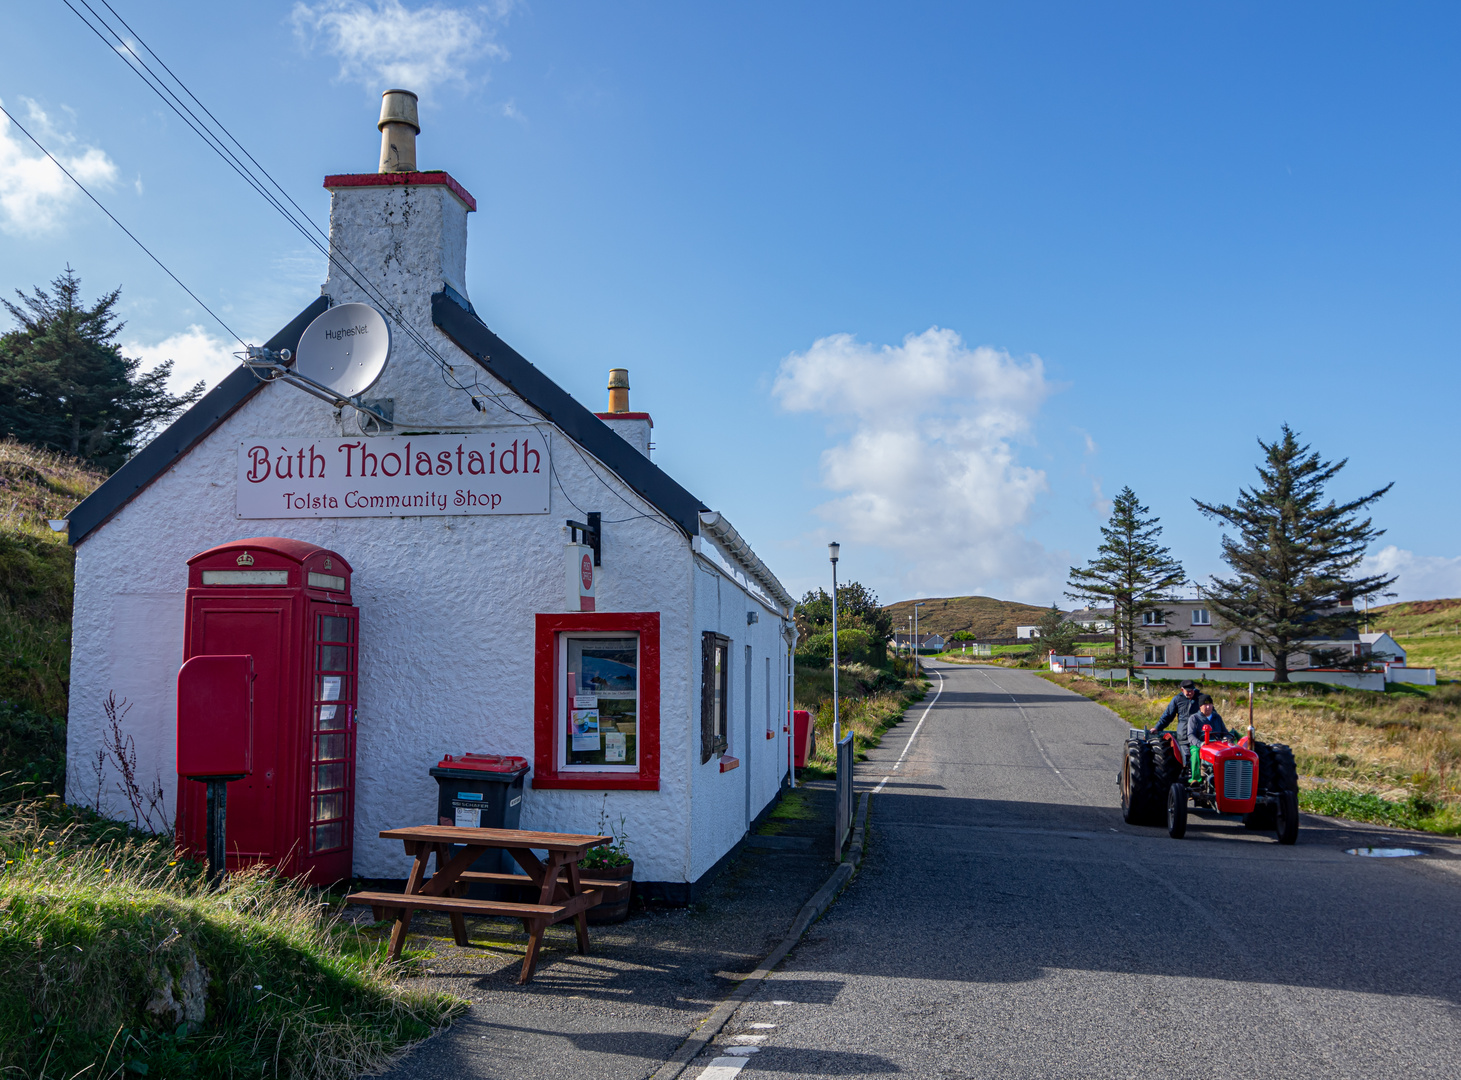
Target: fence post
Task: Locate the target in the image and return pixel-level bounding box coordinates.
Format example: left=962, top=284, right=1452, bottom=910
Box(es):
left=834, top=731, right=854, bottom=860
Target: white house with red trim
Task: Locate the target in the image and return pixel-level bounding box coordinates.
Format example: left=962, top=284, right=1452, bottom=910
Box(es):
left=62, top=96, right=794, bottom=901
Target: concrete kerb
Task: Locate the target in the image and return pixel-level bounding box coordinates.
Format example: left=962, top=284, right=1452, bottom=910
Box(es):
left=648, top=791, right=871, bottom=1080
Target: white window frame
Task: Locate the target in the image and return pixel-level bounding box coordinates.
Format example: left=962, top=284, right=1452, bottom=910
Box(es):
left=1191, top=609, right=1211, bottom=626
left=557, top=631, right=641, bottom=773
left=1184, top=643, right=1220, bottom=665
left=1238, top=644, right=1263, bottom=665
left=1143, top=645, right=1167, bottom=665
left=1141, top=610, right=1165, bottom=627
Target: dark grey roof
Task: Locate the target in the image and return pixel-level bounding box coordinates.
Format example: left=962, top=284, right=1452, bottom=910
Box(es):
left=69, top=289, right=709, bottom=544
left=70, top=297, right=330, bottom=545
left=431, top=286, right=706, bottom=537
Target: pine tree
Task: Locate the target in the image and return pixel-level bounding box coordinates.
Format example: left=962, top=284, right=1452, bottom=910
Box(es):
left=0, top=268, right=204, bottom=472
left=1033, top=604, right=1081, bottom=657
left=1066, top=487, right=1187, bottom=669
left=1194, top=425, right=1395, bottom=683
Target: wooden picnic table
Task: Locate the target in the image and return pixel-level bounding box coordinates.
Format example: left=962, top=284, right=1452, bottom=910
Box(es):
left=345, top=825, right=614, bottom=983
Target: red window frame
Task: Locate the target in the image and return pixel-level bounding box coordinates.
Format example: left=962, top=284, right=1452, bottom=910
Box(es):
left=533, top=611, right=660, bottom=790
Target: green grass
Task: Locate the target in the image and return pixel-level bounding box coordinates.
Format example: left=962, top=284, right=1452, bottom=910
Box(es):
left=793, top=660, right=928, bottom=778
left=0, top=798, right=467, bottom=1080
left=1299, top=787, right=1461, bottom=835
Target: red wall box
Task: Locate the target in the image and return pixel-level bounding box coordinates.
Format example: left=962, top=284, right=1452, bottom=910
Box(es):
left=533, top=611, right=660, bottom=790
left=177, top=537, right=358, bottom=884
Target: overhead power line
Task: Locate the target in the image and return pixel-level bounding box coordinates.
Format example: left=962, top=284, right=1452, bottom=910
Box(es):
left=0, top=101, right=243, bottom=345
left=61, top=0, right=684, bottom=534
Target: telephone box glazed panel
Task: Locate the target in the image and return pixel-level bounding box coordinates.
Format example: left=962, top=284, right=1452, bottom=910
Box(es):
left=178, top=537, right=358, bottom=884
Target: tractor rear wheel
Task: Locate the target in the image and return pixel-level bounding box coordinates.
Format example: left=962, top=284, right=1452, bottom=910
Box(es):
left=1122, top=738, right=1161, bottom=825
left=1167, top=782, right=1188, bottom=839
left=1269, top=743, right=1300, bottom=844
left=1150, top=734, right=1180, bottom=802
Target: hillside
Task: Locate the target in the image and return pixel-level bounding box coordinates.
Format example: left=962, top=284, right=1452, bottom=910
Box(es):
left=0, top=439, right=106, bottom=791
left=884, top=594, right=1051, bottom=639
left=1367, top=598, right=1461, bottom=679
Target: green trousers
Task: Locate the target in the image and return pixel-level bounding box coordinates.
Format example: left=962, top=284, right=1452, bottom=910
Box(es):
left=1189, top=745, right=1201, bottom=784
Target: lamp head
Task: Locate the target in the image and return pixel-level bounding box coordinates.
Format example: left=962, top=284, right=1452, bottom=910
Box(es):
left=828, top=541, right=840, bottom=563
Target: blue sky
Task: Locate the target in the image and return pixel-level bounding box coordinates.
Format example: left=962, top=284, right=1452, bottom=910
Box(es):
left=4, top=1, right=1459, bottom=606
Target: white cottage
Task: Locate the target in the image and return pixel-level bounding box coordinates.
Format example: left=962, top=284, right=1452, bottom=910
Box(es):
left=63, top=94, right=795, bottom=902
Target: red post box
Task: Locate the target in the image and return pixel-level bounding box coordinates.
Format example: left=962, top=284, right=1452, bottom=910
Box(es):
left=178, top=537, right=358, bottom=884
left=793, top=709, right=814, bottom=768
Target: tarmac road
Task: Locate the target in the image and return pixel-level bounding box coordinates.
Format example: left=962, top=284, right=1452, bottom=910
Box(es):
left=701, top=660, right=1461, bottom=1079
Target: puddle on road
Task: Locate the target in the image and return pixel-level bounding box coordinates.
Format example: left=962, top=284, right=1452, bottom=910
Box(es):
left=1344, top=847, right=1426, bottom=857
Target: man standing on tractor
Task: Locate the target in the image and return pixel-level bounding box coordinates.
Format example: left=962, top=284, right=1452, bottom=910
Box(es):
left=1153, top=680, right=1201, bottom=739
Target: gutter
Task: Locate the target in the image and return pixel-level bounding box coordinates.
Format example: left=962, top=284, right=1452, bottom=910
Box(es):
left=698, top=510, right=795, bottom=613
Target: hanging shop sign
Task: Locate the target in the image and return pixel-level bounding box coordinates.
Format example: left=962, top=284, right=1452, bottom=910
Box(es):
left=237, top=430, right=549, bottom=518
left=565, top=542, right=596, bottom=611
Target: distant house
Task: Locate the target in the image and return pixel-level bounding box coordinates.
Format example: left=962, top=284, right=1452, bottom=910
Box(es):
left=1016, top=625, right=1040, bottom=639
left=1359, top=632, right=1406, bottom=664
left=892, top=632, right=945, bottom=652
left=1066, top=608, right=1115, bottom=633
left=1130, top=595, right=1431, bottom=687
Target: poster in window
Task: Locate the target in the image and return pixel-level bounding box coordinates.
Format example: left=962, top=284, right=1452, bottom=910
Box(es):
left=571, top=709, right=601, bottom=751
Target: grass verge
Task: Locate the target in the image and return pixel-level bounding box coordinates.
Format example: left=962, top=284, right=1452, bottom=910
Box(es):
left=1038, top=670, right=1461, bottom=836
left=794, top=660, right=928, bottom=779
left=0, top=797, right=467, bottom=1080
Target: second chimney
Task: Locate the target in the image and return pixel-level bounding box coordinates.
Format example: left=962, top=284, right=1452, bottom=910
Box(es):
left=378, top=89, right=420, bottom=173
left=606, top=368, right=630, bottom=413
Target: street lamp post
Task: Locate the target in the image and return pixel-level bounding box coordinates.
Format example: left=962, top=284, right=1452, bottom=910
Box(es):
left=828, top=542, right=841, bottom=744
left=914, top=601, right=926, bottom=659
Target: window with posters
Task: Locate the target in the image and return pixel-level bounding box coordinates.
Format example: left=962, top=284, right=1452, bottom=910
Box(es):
left=563, top=635, right=638, bottom=770
left=533, top=611, right=660, bottom=790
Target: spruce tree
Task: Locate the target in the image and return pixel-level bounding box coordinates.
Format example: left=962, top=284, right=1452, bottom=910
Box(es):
left=1033, top=604, right=1081, bottom=657
left=1194, top=425, right=1394, bottom=682
left=1066, top=487, right=1187, bottom=669
left=0, top=268, right=203, bottom=472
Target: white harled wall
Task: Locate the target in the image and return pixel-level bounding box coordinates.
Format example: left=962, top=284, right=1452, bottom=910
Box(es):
left=66, top=171, right=790, bottom=886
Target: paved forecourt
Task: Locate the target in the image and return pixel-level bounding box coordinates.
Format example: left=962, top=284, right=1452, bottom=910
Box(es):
left=698, top=660, right=1461, bottom=1079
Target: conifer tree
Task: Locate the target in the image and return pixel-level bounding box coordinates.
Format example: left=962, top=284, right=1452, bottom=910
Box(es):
left=1066, top=486, right=1187, bottom=669
left=0, top=269, right=203, bottom=472
left=1194, top=425, right=1394, bottom=683
left=1033, top=603, right=1081, bottom=657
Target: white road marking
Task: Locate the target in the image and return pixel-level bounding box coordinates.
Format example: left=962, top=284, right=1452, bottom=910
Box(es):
left=747, top=1023, right=777, bottom=1030
left=872, top=666, right=945, bottom=794
left=700, top=1058, right=749, bottom=1079
left=729, top=1035, right=767, bottom=1044
left=978, top=669, right=1078, bottom=792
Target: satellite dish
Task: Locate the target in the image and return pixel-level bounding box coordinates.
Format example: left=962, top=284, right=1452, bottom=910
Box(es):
left=293, top=303, right=391, bottom=399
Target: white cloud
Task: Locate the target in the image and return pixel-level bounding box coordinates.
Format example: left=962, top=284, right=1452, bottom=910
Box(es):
left=0, top=98, right=117, bottom=235
left=291, top=0, right=510, bottom=97
left=1361, top=545, right=1461, bottom=604
left=773, top=327, right=1062, bottom=603
left=125, top=325, right=237, bottom=395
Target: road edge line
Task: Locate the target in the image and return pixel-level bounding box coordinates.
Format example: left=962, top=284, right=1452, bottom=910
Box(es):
left=648, top=792, right=871, bottom=1080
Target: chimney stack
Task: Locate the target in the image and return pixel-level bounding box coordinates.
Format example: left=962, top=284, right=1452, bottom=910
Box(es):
left=606, top=368, right=630, bottom=413
left=378, top=89, right=420, bottom=173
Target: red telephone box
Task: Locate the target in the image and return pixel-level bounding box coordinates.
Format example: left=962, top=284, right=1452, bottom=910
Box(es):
left=178, top=537, right=358, bottom=884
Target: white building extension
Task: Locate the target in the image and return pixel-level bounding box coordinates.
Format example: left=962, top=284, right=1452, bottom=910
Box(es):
left=63, top=100, right=794, bottom=901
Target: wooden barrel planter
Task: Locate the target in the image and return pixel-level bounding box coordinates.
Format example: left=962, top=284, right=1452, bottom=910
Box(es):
left=586, top=862, right=633, bottom=924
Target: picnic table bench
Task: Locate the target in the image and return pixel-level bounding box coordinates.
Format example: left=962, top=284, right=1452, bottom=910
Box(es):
left=345, top=825, right=614, bottom=983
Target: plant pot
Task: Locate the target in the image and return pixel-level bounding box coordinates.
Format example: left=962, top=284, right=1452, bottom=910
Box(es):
left=584, top=861, right=633, bottom=924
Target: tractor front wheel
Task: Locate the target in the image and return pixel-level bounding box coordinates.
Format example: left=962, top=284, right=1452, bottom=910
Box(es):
left=1275, top=789, right=1299, bottom=845
left=1167, top=783, right=1188, bottom=839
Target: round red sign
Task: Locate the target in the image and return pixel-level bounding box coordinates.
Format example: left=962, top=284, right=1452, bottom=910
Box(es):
left=580, top=553, right=593, bottom=591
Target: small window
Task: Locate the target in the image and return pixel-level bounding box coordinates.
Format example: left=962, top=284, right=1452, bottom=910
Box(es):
left=701, top=632, right=730, bottom=763
left=1239, top=644, right=1263, bottom=664
left=1192, top=609, right=1211, bottom=626
left=1184, top=643, right=1219, bottom=664
left=562, top=635, right=640, bottom=771
left=1144, top=645, right=1167, bottom=665
left=1141, top=610, right=1165, bottom=626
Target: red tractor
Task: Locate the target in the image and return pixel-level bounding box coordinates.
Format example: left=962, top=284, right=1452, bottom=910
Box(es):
left=1121, top=723, right=1299, bottom=844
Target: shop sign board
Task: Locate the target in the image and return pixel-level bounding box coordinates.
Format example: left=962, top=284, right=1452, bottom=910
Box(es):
left=565, top=542, right=596, bottom=611
left=237, top=430, right=549, bottom=518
